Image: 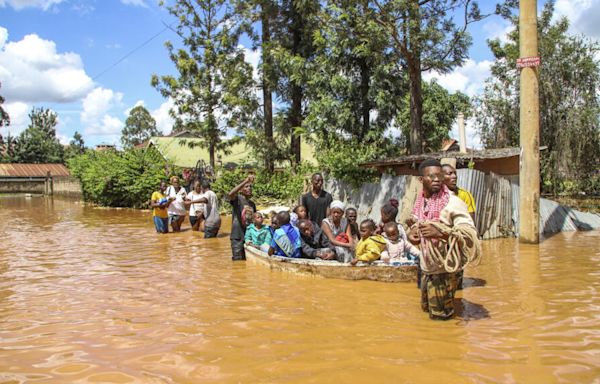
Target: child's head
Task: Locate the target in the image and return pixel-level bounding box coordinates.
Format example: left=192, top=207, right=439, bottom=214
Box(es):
left=193, top=180, right=202, bottom=193
left=277, top=211, right=291, bottom=226
left=380, top=199, right=399, bottom=224
left=269, top=210, right=277, bottom=219
left=298, top=219, right=313, bottom=237
left=253, top=212, right=264, bottom=227
left=359, top=219, right=376, bottom=240
left=270, top=215, right=280, bottom=229
left=293, top=205, right=308, bottom=220
left=384, top=221, right=400, bottom=242
left=345, top=207, right=357, bottom=224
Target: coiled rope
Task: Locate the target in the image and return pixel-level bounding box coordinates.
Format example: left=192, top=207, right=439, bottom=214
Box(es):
left=419, top=222, right=482, bottom=273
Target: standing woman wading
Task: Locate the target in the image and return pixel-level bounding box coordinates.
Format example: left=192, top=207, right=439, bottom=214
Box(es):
left=150, top=181, right=174, bottom=234
left=166, top=176, right=187, bottom=232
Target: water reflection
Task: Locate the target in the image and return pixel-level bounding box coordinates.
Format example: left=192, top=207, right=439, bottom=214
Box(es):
left=0, top=196, right=599, bottom=383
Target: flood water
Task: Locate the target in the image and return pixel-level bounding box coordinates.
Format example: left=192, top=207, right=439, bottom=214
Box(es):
left=1, top=195, right=600, bottom=383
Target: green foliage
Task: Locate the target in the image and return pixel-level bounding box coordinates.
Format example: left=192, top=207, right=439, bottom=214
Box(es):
left=372, top=0, right=484, bottom=153
left=68, top=146, right=171, bottom=208
left=12, top=107, right=64, bottom=163
left=211, top=162, right=317, bottom=206
left=153, top=0, right=258, bottom=169
left=64, top=131, right=86, bottom=161
left=315, top=138, right=390, bottom=186
left=473, top=2, right=600, bottom=195
left=396, top=80, right=470, bottom=152
left=121, top=105, right=160, bottom=148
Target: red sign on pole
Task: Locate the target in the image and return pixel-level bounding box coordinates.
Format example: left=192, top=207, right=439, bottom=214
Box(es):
left=516, top=56, right=541, bottom=68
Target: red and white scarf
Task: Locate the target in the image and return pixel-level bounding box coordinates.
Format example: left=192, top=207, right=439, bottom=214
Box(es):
left=412, top=184, right=450, bottom=222
left=412, top=184, right=451, bottom=265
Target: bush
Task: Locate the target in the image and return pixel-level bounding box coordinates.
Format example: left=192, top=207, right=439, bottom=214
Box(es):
left=68, top=146, right=171, bottom=208
left=211, top=162, right=317, bottom=208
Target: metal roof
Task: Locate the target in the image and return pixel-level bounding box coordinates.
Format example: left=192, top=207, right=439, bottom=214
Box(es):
left=0, top=163, right=70, bottom=177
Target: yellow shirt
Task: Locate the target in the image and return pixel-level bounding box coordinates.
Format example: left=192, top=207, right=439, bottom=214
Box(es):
left=356, top=234, right=387, bottom=262
left=151, top=191, right=168, bottom=218
left=457, top=188, right=476, bottom=213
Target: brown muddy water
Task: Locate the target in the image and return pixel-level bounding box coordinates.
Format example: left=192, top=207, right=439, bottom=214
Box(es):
left=1, top=195, right=599, bottom=383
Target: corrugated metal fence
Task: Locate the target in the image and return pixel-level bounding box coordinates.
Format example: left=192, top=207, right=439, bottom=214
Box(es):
left=328, top=170, right=600, bottom=240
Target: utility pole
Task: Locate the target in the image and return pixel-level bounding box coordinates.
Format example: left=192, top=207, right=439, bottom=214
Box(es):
left=518, top=0, right=540, bottom=243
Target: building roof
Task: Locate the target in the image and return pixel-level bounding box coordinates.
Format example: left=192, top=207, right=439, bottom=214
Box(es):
left=0, top=163, right=70, bottom=177
left=148, top=135, right=318, bottom=168
left=361, top=147, right=522, bottom=168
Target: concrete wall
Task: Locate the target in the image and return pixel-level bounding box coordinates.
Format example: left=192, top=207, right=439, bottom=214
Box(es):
left=0, top=176, right=82, bottom=197
left=0, top=177, right=46, bottom=194
left=52, top=176, right=82, bottom=197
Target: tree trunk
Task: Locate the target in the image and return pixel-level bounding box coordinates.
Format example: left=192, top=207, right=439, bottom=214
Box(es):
left=289, top=3, right=303, bottom=167
left=359, top=58, right=370, bottom=140
left=290, top=84, right=302, bottom=166
left=262, top=2, right=274, bottom=172
left=408, top=57, right=423, bottom=154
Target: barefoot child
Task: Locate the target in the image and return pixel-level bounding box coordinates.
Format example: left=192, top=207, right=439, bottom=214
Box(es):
left=351, top=219, right=387, bottom=265
left=381, top=221, right=420, bottom=265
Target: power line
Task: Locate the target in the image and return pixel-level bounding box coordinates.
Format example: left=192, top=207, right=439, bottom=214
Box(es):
left=91, top=23, right=174, bottom=81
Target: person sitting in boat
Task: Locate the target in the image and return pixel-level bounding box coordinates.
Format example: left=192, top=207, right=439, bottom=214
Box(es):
left=407, top=159, right=480, bottom=321
left=351, top=219, right=386, bottom=265
left=381, top=222, right=420, bottom=266
left=297, top=219, right=336, bottom=260
left=245, top=212, right=272, bottom=253
left=268, top=211, right=302, bottom=258
left=345, top=207, right=359, bottom=243
left=376, top=199, right=408, bottom=243
left=269, top=213, right=280, bottom=236
left=321, top=200, right=354, bottom=263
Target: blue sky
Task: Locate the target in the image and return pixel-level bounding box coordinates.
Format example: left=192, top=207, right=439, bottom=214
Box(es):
left=1, top=0, right=598, bottom=149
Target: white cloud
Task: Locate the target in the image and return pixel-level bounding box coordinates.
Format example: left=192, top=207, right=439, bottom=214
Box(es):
left=2, top=101, right=29, bottom=136
left=555, top=0, right=600, bottom=39
left=241, top=45, right=260, bottom=81
left=423, top=59, right=492, bottom=97
left=0, top=28, right=94, bottom=103
left=482, top=19, right=514, bottom=44
left=0, top=0, right=65, bottom=10
left=151, top=99, right=174, bottom=135
left=120, top=0, right=148, bottom=7
left=81, top=87, right=124, bottom=136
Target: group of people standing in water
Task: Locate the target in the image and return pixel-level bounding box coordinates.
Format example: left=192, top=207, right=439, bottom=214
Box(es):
left=151, top=160, right=480, bottom=320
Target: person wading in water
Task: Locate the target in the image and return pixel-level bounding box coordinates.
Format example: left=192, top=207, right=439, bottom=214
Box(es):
left=407, top=159, right=480, bottom=321
left=227, top=174, right=256, bottom=261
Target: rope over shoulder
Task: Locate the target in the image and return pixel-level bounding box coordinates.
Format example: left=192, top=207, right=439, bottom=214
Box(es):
left=420, top=222, right=482, bottom=273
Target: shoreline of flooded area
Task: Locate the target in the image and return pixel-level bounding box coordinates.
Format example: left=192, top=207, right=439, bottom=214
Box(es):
left=1, top=196, right=599, bottom=383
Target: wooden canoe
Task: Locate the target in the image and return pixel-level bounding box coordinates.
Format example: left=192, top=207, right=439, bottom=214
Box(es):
left=244, top=246, right=417, bottom=283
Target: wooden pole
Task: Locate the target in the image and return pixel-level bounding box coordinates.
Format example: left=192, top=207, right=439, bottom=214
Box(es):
left=458, top=112, right=467, bottom=153
left=519, top=0, right=540, bottom=243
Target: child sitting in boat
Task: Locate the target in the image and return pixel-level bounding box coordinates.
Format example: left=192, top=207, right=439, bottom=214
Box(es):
left=376, top=199, right=408, bottom=243
left=268, top=211, right=302, bottom=258
left=381, top=221, right=420, bottom=266
left=245, top=212, right=273, bottom=252
left=351, top=219, right=387, bottom=265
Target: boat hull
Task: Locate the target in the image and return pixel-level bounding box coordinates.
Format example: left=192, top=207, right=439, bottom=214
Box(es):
left=245, top=246, right=417, bottom=283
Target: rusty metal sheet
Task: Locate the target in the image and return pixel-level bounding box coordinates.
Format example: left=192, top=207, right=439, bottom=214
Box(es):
left=0, top=163, right=70, bottom=177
